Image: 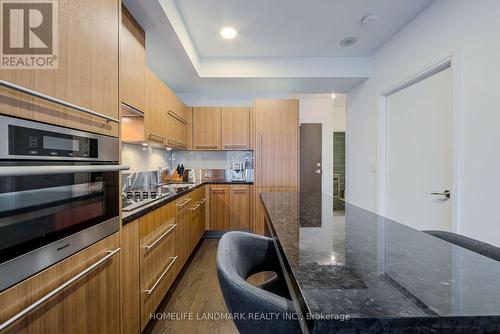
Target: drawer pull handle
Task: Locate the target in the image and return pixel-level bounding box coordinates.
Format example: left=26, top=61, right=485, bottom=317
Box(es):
left=148, top=133, right=166, bottom=142
left=195, top=145, right=218, bottom=150
left=167, top=110, right=188, bottom=125
left=224, top=144, right=247, bottom=149
left=189, top=204, right=201, bottom=211
left=0, top=80, right=120, bottom=123
left=167, top=139, right=186, bottom=148
left=196, top=199, right=206, bottom=204
left=144, top=224, right=177, bottom=253
left=176, top=198, right=192, bottom=207
left=0, top=248, right=121, bottom=331
left=143, top=256, right=178, bottom=295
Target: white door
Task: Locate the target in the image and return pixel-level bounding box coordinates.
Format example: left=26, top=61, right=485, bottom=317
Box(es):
left=386, top=67, right=453, bottom=231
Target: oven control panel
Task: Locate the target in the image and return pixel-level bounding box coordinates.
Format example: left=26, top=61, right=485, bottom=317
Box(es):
left=8, top=125, right=98, bottom=158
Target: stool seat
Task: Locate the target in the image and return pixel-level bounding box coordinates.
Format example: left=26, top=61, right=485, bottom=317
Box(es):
left=216, top=231, right=302, bottom=334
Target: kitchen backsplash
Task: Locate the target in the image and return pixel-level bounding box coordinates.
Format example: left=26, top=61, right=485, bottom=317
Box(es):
left=121, top=143, right=172, bottom=173
left=122, top=145, right=254, bottom=172
left=172, top=151, right=253, bottom=170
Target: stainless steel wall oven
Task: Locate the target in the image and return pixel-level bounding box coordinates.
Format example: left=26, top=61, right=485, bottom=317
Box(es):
left=0, top=115, right=127, bottom=291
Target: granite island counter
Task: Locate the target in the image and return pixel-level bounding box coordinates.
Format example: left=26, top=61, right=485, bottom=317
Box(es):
left=260, top=192, right=500, bottom=333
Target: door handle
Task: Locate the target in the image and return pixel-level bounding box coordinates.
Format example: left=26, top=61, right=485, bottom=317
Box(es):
left=430, top=190, right=451, bottom=200
left=313, top=169, right=322, bottom=174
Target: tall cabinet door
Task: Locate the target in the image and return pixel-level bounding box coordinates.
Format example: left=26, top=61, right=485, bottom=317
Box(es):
left=192, top=107, right=222, bottom=150
left=254, top=99, right=299, bottom=187
left=254, top=99, right=299, bottom=235
left=120, top=5, right=145, bottom=112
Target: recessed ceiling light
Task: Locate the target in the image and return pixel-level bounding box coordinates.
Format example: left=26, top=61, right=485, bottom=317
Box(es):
left=340, top=37, right=358, bottom=47
left=331, top=92, right=336, bottom=99
left=220, top=27, right=237, bottom=39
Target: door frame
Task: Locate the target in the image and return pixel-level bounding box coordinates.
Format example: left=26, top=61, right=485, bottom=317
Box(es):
left=376, top=50, right=463, bottom=233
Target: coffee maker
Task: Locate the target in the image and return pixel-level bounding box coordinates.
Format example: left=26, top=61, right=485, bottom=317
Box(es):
left=231, top=161, right=246, bottom=182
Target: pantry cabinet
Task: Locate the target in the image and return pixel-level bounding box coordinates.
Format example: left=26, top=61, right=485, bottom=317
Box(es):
left=192, top=107, right=222, bottom=150
left=253, top=99, right=299, bottom=235
left=0, top=233, right=120, bottom=334
left=0, top=0, right=120, bottom=137
left=120, top=5, right=145, bottom=112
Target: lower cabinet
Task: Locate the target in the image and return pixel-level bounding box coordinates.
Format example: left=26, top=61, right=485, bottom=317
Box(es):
left=119, top=184, right=251, bottom=333
left=208, top=185, right=230, bottom=230
left=139, top=203, right=177, bottom=330
left=208, top=185, right=252, bottom=231
left=0, top=233, right=121, bottom=334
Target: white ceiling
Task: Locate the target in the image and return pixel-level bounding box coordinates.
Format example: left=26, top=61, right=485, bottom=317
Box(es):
left=175, top=0, right=433, bottom=58
left=122, top=0, right=433, bottom=99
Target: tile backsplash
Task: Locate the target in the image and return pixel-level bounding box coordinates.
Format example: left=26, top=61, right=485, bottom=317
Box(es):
left=172, top=151, right=253, bottom=170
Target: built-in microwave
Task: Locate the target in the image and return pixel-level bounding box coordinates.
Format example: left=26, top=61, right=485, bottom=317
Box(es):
left=0, top=115, right=128, bottom=291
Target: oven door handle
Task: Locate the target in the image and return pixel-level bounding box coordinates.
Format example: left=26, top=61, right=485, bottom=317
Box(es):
left=0, top=165, right=130, bottom=176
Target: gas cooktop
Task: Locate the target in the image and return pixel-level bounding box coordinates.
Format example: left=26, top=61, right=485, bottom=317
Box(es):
left=121, top=184, right=194, bottom=212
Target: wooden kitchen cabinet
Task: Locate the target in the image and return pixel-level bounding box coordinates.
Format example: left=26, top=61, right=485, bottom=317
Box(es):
left=139, top=203, right=177, bottom=330
left=229, top=185, right=252, bottom=231
left=0, top=233, right=120, bottom=334
left=188, top=187, right=206, bottom=248
left=253, top=99, right=299, bottom=234
left=176, top=194, right=193, bottom=268
left=120, top=5, right=145, bottom=112
left=0, top=0, right=119, bottom=136
left=192, top=107, right=222, bottom=150
left=222, top=107, right=251, bottom=150
left=208, top=185, right=230, bottom=230
left=144, top=68, right=167, bottom=144
left=165, top=86, right=189, bottom=149
left=120, top=219, right=141, bottom=334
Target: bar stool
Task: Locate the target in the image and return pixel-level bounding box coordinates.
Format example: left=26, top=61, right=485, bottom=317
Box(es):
left=216, top=231, right=302, bottom=334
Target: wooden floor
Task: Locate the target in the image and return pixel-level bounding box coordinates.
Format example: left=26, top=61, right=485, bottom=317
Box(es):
left=146, top=239, right=239, bottom=334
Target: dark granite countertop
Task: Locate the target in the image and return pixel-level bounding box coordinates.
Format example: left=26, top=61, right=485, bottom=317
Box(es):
left=122, top=180, right=253, bottom=224
left=261, top=192, right=500, bottom=333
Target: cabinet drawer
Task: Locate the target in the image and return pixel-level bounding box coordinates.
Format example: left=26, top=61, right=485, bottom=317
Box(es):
left=0, top=233, right=120, bottom=334
left=139, top=221, right=177, bottom=330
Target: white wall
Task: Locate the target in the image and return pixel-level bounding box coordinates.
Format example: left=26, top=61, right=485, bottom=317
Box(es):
left=346, top=0, right=500, bottom=245
left=122, top=143, right=171, bottom=173
left=298, top=94, right=346, bottom=196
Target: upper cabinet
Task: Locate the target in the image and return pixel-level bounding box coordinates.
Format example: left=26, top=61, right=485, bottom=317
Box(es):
left=165, top=86, right=189, bottom=149
left=144, top=68, right=166, bottom=144
left=192, top=107, right=222, bottom=150
left=120, top=5, right=145, bottom=112
left=0, top=0, right=120, bottom=137
left=221, top=107, right=250, bottom=150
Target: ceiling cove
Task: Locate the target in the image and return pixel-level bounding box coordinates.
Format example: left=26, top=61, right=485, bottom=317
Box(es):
left=158, top=0, right=373, bottom=80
